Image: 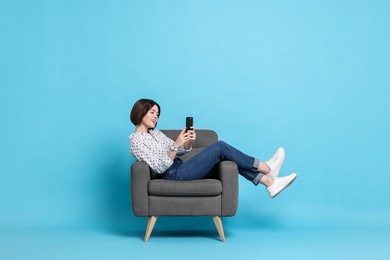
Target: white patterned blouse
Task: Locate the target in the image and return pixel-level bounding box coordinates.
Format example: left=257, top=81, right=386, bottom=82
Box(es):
left=129, top=129, right=187, bottom=174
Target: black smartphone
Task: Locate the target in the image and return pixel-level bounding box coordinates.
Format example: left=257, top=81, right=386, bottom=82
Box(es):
left=186, top=117, right=193, bottom=132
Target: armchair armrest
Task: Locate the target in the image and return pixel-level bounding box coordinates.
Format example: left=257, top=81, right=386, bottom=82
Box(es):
left=131, top=161, right=151, bottom=217
left=218, top=161, right=239, bottom=216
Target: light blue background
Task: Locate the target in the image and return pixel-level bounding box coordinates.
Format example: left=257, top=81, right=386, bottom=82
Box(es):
left=1, top=0, right=390, bottom=258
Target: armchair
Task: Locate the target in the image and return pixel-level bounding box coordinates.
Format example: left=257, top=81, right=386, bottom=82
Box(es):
left=131, top=129, right=239, bottom=242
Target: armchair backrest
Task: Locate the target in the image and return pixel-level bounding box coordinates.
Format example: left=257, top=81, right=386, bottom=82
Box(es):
left=161, top=129, right=218, bottom=162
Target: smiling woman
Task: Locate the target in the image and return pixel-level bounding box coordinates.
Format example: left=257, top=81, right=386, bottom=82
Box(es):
left=128, top=98, right=298, bottom=198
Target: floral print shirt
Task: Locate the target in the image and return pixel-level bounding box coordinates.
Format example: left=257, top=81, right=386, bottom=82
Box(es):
left=129, top=129, right=186, bottom=174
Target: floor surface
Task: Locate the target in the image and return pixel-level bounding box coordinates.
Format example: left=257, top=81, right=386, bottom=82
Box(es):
left=1, top=226, right=389, bottom=260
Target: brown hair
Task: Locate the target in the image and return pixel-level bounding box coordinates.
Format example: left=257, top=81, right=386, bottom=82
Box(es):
left=130, top=99, right=161, bottom=126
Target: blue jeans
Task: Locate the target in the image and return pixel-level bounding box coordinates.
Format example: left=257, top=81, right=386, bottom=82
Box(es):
left=161, top=141, right=264, bottom=185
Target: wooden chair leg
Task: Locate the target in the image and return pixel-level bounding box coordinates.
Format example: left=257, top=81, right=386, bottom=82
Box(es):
left=212, top=216, right=225, bottom=242
left=144, top=216, right=157, bottom=242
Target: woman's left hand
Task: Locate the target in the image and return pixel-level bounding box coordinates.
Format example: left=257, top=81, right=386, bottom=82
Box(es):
left=184, top=127, right=196, bottom=148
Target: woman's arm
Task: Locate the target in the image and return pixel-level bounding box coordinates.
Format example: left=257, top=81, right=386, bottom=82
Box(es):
left=130, top=137, right=174, bottom=174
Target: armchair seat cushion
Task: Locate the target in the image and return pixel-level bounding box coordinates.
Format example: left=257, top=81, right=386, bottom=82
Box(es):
left=148, top=179, right=222, bottom=197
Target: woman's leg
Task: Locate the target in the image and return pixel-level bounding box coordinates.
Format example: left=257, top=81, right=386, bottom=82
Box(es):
left=162, top=141, right=297, bottom=198
left=173, top=141, right=264, bottom=183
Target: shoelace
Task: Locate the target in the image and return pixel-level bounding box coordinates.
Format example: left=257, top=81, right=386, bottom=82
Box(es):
left=268, top=155, right=279, bottom=165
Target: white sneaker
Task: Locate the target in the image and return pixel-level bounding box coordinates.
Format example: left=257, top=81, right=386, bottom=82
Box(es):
left=267, top=173, right=298, bottom=198
left=265, top=147, right=285, bottom=178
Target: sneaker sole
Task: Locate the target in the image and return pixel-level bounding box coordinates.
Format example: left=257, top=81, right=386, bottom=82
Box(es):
left=271, top=174, right=297, bottom=198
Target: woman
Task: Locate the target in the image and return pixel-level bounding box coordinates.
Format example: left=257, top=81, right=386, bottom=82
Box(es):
left=129, top=99, right=297, bottom=198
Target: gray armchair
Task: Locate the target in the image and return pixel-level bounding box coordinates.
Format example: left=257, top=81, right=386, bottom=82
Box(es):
left=131, top=129, right=239, bottom=242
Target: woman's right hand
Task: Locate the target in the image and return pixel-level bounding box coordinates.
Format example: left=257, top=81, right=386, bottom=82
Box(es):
left=174, top=128, right=191, bottom=148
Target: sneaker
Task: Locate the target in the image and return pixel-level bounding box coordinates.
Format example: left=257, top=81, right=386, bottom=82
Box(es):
left=266, top=173, right=298, bottom=198
left=265, top=147, right=285, bottom=178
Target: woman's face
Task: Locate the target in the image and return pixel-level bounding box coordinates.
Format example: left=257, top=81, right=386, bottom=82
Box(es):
left=141, top=105, right=159, bottom=129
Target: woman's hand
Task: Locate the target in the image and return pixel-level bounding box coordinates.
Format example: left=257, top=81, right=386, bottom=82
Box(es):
left=174, top=127, right=196, bottom=149
left=184, top=127, right=196, bottom=149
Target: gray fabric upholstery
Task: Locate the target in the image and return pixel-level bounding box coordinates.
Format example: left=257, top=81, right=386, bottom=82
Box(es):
left=130, top=129, right=239, bottom=219
left=149, top=196, right=222, bottom=216
left=131, top=161, right=150, bottom=217
left=149, top=179, right=222, bottom=196
left=218, top=161, right=239, bottom=216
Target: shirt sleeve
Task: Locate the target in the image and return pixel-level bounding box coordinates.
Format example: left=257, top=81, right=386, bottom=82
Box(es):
left=129, top=135, right=174, bottom=174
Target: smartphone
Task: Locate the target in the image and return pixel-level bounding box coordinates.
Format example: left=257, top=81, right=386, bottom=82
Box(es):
left=186, top=117, right=193, bottom=132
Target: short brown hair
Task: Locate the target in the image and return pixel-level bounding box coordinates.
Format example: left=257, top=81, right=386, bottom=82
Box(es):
left=130, top=99, right=161, bottom=126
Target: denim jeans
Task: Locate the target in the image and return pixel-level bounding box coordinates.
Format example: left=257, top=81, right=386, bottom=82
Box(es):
left=161, top=141, right=264, bottom=185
